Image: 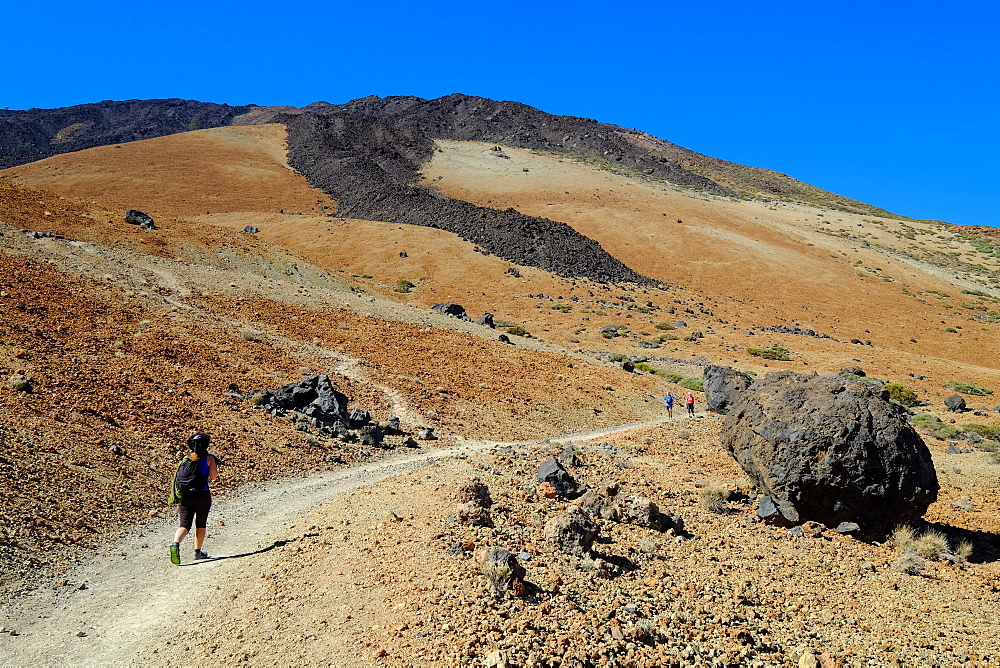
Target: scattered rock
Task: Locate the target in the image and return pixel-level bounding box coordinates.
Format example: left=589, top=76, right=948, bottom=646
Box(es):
left=123, top=209, right=156, bottom=230
left=456, top=478, right=492, bottom=507
left=417, top=427, right=436, bottom=440
left=558, top=444, right=581, bottom=468
left=536, top=458, right=578, bottom=498
left=477, top=547, right=525, bottom=598
left=243, top=225, right=259, bottom=234
left=7, top=373, right=31, bottom=392
left=430, top=302, right=471, bottom=321
left=944, top=394, right=967, bottom=412
left=475, top=313, right=495, bottom=328
left=544, top=507, right=598, bottom=557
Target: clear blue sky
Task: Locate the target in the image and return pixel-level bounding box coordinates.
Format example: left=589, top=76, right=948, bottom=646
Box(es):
left=7, top=1, right=999, bottom=227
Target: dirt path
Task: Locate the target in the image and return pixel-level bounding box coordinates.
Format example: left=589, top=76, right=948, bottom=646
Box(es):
left=1, top=418, right=678, bottom=665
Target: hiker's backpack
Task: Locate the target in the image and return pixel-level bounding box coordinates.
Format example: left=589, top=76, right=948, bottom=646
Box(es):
left=167, top=457, right=207, bottom=505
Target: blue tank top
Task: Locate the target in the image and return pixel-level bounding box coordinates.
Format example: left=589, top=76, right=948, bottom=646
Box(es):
left=198, top=457, right=211, bottom=491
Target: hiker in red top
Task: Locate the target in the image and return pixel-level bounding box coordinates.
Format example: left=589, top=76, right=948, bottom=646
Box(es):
left=170, top=433, right=218, bottom=564
left=685, top=392, right=696, bottom=417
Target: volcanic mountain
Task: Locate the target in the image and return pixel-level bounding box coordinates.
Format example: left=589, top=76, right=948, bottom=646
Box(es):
left=1, top=94, right=999, bottom=665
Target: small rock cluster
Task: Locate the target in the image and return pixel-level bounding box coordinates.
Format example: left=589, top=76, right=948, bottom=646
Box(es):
left=246, top=374, right=409, bottom=448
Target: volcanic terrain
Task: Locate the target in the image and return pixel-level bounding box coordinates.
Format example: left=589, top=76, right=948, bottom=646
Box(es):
left=1, top=95, right=998, bottom=667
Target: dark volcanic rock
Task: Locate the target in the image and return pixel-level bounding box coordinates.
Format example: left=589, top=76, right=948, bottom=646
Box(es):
left=270, top=374, right=348, bottom=423
left=721, top=371, right=938, bottom=538
left=0, top=98, right=252, bottom=169
left=537, top=457, right=578, bottom=498
left=475, top=313, right=495, bottom=328
left=279, top=106, right=656, bottom=285
left=703, top=365, right=752, bottom=414
left=944, top=394, right=967, bottom=412
left=431, top=302, right=471, bottom=321
left=124, top=210, right=156, bottom=229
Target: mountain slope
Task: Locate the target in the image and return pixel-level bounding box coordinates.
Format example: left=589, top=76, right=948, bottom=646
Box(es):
left=0, top=98, right=252, bottom=168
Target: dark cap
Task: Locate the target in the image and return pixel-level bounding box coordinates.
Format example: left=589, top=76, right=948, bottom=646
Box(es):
left=188, top=432, right=210, bottom=455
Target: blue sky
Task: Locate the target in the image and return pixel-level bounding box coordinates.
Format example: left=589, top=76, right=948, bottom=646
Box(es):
left=7, top=1, right=999, bottom=227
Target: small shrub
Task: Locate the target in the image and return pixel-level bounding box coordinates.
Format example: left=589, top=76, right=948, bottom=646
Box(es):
left=885, top=383, right=919, bottom=407
left=891, top=550, right=926, bottom=575
left=699, top=484, right=730, bottom=514
left=609, top=353, right=630, bottom=363
left=913, top=529, right=950, bottom=559
left=395, top=279, right=416, bottom=293
left=678, top=377, right=704, bottom=392
left=554, top=304, right=572, bottom=313
left=505, top=325, right=532, bottom=338
left=955, top=540, right=974, bottom=562
left=963, top=424, right=1000, bottom=439
left=655, top=322, right=675, bottom=331
left=946, top=380, right=993, bottom=396
left=746, top=345, right=791, bottom=361
left=360, top=274, right=373, bottom=279
left=633, top=362, right=655, bottom=374
left=655, top=370, right=684, bottom=383
left=893, top=525, right=949, bottom=559
left=910, top=414, right=962, bottom=440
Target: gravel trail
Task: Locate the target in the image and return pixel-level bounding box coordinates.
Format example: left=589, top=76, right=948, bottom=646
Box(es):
left=1, top=418, right=673, bottom=665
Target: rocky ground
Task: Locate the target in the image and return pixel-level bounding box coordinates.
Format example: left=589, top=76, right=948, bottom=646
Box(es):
left=1, top=117, right=999, bottom=666
left=128, top=417, right=1000, bottom=667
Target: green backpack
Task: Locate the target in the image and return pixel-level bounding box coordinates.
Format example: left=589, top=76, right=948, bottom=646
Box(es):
left=166, top=457, right=189, bottom=506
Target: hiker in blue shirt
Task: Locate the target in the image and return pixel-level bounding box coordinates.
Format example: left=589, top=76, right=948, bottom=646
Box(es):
left=663, top=393, right=675, bottom=418
left=170, top=433, right=218, bottom=564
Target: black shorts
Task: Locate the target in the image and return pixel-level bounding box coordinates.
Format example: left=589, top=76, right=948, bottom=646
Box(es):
left=178, top=491, right=212, bottom=530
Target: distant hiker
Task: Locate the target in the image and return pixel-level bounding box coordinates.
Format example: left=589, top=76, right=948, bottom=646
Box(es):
left=170, top=433, right=219, bottom=564
left=663, top=393, right=675, bottom=418
left=685, top=392, right=696, bottom=417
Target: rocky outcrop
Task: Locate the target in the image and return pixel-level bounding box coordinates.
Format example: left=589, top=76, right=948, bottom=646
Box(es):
left=703, top=365, right=753, bottom=414
left=430, top=303, right=471, bottom=321
left=721, top=371, right=938, bottom=538
left=259, top=374, right=348, bottom=423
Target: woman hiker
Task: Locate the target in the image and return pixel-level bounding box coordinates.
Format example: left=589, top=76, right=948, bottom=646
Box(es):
left=170, top=433, right=219, bottom=564
left=685, top=392, right=696, bottom=417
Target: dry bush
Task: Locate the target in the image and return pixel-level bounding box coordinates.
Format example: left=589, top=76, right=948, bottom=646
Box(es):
left=891, top=549, right=926, bottom=575
left=7, top=373, right=30, bottom=392
left=893, top=525, right=952, bottom=561
left=699, top=483, right=730, bottom=514
left=955, top=540, right=974, bottom=563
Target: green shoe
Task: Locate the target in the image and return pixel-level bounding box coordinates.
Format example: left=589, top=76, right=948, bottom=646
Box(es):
left=170, top=542, right=180, bottom=565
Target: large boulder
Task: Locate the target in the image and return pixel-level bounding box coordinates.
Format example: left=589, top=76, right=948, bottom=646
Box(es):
left=544, top=507, right=598, bottom=557
left=703, top=365, right=753, bottom=414
left=721, top=371, right=938, bottom=538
